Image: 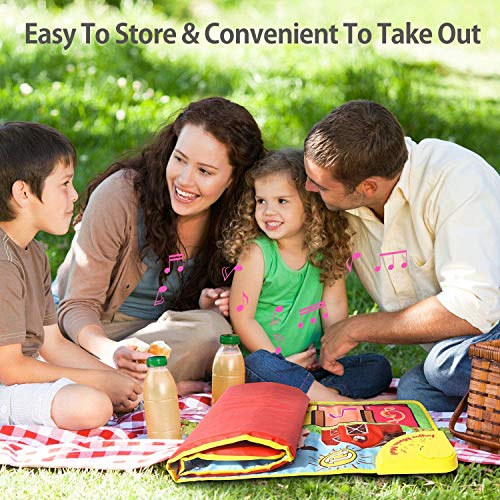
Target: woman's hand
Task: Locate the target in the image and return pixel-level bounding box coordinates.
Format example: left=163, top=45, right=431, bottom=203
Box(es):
left=286, top=344, right=318, bottom=370
left=112, top=338, right=151, bottom=380
left=199, top=287, right=230, bottom=316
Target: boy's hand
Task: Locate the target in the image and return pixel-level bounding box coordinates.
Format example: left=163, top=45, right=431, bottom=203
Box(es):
left=286, top=344, right=317, bottom=369
left=113, top=340, right=151, bottom=380
left=199, top=288, right=230, bottom=316
left=94, top=370, right=143, bottom=413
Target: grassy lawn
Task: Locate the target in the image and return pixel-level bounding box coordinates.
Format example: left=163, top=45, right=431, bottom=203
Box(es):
left=0, top=0, right=499, bottom=497
left=0, top=462, right=498, bottom=499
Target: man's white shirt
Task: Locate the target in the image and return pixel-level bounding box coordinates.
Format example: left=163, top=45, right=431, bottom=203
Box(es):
left=346, top=137, right=500, bottom=338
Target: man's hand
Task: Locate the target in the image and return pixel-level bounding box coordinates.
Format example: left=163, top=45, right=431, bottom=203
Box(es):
left=113, top=338, right=151, bottom=380
left=199, top=287, right=230, bottom=316
left=320, top=318, right=360, bottom=375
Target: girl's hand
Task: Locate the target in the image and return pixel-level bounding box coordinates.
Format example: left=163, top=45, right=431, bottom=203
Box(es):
left=286, top=344, right=317, bottom=369
left=199, top=287, right=230, bottom=316
left=308, top=356, right=322, bottom=371
left=113, top=339, right=151, bottom=380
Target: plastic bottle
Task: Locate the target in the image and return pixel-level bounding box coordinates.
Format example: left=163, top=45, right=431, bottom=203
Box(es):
left=143, top=355, right=181, bottom=439
left=212, top=334, right=245, bottom=405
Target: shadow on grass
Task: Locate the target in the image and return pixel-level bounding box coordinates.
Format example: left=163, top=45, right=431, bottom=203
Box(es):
left=2, top=41, right=498, bottom=166
left=260, top=58, right=500, bottom=167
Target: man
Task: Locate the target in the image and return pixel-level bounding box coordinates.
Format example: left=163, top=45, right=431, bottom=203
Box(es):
left=303, top=100, right=500, bottom=411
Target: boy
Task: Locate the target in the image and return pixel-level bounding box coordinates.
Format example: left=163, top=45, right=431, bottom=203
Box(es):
left=0, top=122, right=143, bottom=430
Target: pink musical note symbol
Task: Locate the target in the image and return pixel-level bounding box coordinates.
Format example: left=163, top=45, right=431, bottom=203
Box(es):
left=374, top=250, right=408, bottom=272
left=327, top=407, right=359, bottom=420
left=164, top=253, right=184, bottom=274
left=298, top=301, right=328, bottom=329
left=236, top=292, right=249, bottom=312
left=153, top=285, right=168, bottom=306
left=270, top=305, right=284, bottom=326
left=345, top=252, right=361, bottom=273
left=273, top=333, right=285, bottom=354
left=221, top=264, right=243, bottom=281
left=273, top=333, right=285, bottom=343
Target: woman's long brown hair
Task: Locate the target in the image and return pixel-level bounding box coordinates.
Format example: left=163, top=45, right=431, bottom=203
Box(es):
left=75, top=97, right=264, bottom=310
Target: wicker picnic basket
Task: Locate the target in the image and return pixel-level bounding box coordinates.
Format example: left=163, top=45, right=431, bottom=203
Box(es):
left=449, top=339, right=500, bottom=452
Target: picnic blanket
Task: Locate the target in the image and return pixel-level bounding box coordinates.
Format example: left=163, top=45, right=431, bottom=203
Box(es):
left=431, top=412, right=500, bottom=465
left=0, top=394, right=210, bottom=470
left=0, top=386, right=498, bottom=470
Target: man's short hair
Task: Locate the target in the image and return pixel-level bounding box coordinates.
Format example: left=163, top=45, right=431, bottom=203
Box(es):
left=304, top=100, right=408, bottom=192
left=0, top=122, right=76, bottom=221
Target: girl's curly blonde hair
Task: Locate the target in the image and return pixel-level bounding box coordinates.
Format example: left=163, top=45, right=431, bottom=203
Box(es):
left=221, top=149, right=352, bottom=285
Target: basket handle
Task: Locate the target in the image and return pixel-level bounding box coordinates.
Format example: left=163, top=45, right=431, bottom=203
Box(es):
left=449, top=392, right=500, bottom=451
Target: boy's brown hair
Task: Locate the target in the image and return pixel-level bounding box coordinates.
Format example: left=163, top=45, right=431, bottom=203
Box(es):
left=0, top=122, right=76, bottom=221
left=304, top=100, right=408, bottom=192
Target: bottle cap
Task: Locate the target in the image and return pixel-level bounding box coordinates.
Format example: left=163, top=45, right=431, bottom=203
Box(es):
left=220, top=334, right=240, bottom=345
left=146, top=355, right=167, bottom=367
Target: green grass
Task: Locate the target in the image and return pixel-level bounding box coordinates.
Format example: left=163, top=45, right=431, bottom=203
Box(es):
left=0, top=0, right=499, bottom=497
left=0, top=462, right=498, bottom=499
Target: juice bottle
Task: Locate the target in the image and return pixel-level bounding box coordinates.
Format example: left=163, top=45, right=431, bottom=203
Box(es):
left=211, top=334, right=245, bottom=405
left=143, top=355, right=181, bottom=439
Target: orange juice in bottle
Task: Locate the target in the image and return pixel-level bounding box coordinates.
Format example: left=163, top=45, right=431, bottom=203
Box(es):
left=143, top=355, right=181, bottom=439
left=211, top=334, right=245, bottom=404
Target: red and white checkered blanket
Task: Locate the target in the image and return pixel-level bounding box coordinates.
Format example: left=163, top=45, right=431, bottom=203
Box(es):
left=430, top=412, right=500, bottom=465
left=0, top=391, right=498, bottom=470
left=0, top=394, right=211, bottom=470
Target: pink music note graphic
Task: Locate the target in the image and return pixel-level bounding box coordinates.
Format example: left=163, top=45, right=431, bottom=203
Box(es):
left=153, top=285, right=168, bottom=306
left=164, top=253, right=184, bottom=274
left=221, top=264, right=243, bottom=281
left=236, top=292, right=249, bottom=312
left=374, top=250, right=408, bottom=272
left=270, top=305, right=284, bottom=327
left=345, top=252, right=361, bottom=273
left=298, top=301, right=328, bottom=329
left=328, top=407, right=359, bottom=420
left=273, top=333, right=285, bottom=354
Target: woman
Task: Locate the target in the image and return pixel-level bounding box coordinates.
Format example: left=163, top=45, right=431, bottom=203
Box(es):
left=54, top=97, right=264, bottom=394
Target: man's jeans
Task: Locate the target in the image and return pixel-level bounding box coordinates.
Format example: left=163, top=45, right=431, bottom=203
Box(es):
left=397, top=322, right=500, bottom=411
left=245, top=351, right=392, bottom=399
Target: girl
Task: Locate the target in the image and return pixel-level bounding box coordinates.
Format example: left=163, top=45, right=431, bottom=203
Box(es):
left=53, top=97, right=264, bottom=395
left=223, top=149, right=392, bottom=401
